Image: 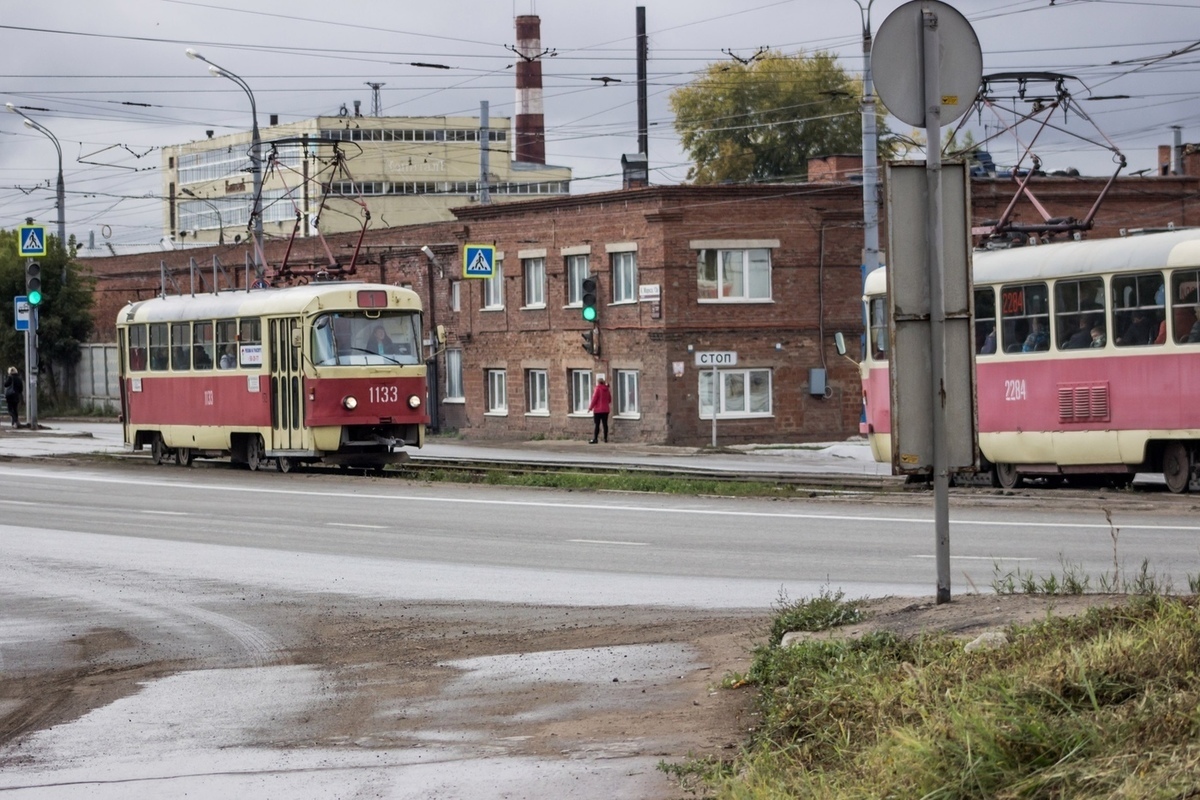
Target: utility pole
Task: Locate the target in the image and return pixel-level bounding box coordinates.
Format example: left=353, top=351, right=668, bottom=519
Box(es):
left=852, top=0, right=881, bottom=285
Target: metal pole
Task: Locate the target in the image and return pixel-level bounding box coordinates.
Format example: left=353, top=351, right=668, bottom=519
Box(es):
left=7, top=105, right=67, bottom=279
left=923, top=7, right=951, bottom=604
left=855, top=0, right=881, bottom=280
left=711, top=365, right=718, bottom=448
left=24, top=259, right=38, bottom=431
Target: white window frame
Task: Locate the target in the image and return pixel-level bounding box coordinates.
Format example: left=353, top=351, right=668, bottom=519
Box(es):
left=613, top=369, right=640, bottom=418
left=523, top=257, right=546, bottom=308
left=698, top=368, right=772, bottom=419
left=483, top=260, right=504, bottom=310
left=697, top=248, right=772, bottom=301
left=566, top=254, right=590, bottom=306
left=569, top=369, right=593, bottom=415
left=612, top=251, right=637, bottom=303
left=525, top=369, right=549, bottom=415
left=444, top=348, right=464, bottom=402
left=450, top=281, right=461, bottom=313
left=485, top=369, right=507, bottom=414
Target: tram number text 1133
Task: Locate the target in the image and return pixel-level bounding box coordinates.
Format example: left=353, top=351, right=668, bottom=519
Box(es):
left=369, top=385, right=400, bottom=404
left=1004, top=379, right=1028, bottom=402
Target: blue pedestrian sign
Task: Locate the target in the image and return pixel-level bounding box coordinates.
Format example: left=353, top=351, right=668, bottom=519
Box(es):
left=14, top=296, right=29, bottom=331
left=462, top=244, right=496, bottom=279
left=18, top=225, right=47, bottom=257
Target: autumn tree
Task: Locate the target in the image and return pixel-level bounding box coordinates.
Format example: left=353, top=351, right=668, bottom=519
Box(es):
left=670, top=50, right=894, bottom=184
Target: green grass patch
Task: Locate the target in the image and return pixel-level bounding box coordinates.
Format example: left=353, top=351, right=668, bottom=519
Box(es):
left=674, top=593, right=1200, bottom=799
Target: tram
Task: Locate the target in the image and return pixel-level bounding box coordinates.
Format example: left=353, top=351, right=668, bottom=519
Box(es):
left=859, top=228, right=1200, bottom=492
left=117, top=282, right=429, bottom=471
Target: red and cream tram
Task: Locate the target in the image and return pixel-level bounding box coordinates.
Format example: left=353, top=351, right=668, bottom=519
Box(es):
left=860, top=228, right=1200, bottom=492
left=117, top=282, right=429, bottom=471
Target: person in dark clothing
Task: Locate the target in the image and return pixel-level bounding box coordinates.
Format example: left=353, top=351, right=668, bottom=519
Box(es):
left=588, top=374, right=611, bottom=444
left=3, top=366, right=22, bottom=428
left=1064, top=317, right=1093, bottom=349
left=1117, top=311, right=1154, bottom=346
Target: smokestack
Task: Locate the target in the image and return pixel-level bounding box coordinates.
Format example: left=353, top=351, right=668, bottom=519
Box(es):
left=1172, top=125, right=1183, bottom=176
left=514, top=15, right=546, bottom=164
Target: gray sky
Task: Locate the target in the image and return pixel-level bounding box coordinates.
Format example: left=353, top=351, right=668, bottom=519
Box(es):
left=1, top=0, right=1197, bottom=246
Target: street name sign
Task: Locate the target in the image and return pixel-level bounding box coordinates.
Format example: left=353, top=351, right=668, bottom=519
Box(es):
left=694, top=350, right=737, bottom=367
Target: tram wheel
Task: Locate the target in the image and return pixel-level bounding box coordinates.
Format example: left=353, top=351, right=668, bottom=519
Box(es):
left=1163, top=442, right=1192, bottom=494
left=150, top=434, right=168, bottom=466
left=245, top=435, right=265, bottom=472
left=994, top=462, right=1024, bottom=490
left=276, top=456, right=295, bottom=474
left=175, top=447, right=194, bottom=467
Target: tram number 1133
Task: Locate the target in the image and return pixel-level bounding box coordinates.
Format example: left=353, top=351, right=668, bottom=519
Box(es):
left=369, top=385, right=400, bottom=404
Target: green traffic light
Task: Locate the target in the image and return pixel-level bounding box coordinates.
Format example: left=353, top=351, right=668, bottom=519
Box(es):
left=582, top=306, right=597, bottom=322
left=27, top=289, right=42, bottom=306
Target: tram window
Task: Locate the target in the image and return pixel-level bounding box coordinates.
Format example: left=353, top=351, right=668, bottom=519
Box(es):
left=239, top=318, right=262, bottom=368
left=975, top=287, right=996, bottom=355
left=1112, top=272, right=1164, bottom=347
left=868, top=296, right=888, bottom=361
left=170, top=323, right=191, bottom=371
left=311, top=311, right=422, bottom=366
left=1054, top=278, right=1105, bottom=349
left=216, top=319, right=237, bottom=369
left=193, top=321, right=214, bottom=370
left=127, top=324, right=148, bottom=372
left=1000, top=282, right=1049, bottom=353
left=1170, top=269, right=1200, bottom=344
left=148, top=323, right=170, bottom=371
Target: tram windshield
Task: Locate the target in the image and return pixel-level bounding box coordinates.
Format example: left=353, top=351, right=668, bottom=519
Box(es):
left=311, top=310, right=422, bottom=366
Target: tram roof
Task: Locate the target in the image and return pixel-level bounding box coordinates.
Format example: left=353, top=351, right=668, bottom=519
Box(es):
left=117, top=282, right=422, bottom=325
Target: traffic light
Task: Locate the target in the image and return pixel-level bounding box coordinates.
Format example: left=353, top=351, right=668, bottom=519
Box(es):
left=581, top=329, right=596, bottom=355
left=581, top=276, right=598, bottom=322
left=25, top=262, right=42, bottom=307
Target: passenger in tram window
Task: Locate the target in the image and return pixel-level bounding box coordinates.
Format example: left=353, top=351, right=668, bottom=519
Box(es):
left=1188, top=306, right=1200, bottom=343
left=1090, top=326, right=1106, bottom=348
left=1064, top=317, right=1092, bottom=349
left=1117, top=310, right=1155, bottom=346
left=193, top=345, right=212, bottom=369
left=369, top=325, right=399, bottom=356
left=219, top=345, right=236, bottom=369
left=979, top=326, right=996, bottom=354
left=1155, top=319, right=1167, bottom=345
left=1021, top=319, right=1049, bottom=352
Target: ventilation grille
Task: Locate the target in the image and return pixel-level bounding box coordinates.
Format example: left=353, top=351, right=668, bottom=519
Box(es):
left=1058, top=382, right=1110, bottom=423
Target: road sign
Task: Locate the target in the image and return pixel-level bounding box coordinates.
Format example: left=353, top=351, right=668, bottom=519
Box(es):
left=694, top=350, right=737, bottom=367
left=18, top=225, right=47, bottom=257
left=14, top=296, right=29, bottom=331
left=463, top=244, right=496, bottom=278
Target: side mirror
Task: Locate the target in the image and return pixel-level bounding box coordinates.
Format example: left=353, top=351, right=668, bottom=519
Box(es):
left=834, top=331, right=847, bottom=357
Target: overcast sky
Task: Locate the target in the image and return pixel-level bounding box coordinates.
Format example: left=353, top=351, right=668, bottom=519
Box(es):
left=0, top=0, right=1197, bottom=246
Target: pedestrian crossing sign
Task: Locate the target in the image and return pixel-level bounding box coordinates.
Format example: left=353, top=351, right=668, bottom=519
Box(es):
left=18, top=225, right=47, bottom=257
left=462, top=245, right=496, bottom=279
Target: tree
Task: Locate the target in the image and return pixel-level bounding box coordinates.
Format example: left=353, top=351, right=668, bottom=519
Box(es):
left=670, top=51, right=895, bottom=184
left=0, top=230, right=95, bottom=407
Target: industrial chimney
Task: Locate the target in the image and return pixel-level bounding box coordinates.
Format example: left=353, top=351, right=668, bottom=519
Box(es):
left=514, top=15, right=546, bottom=164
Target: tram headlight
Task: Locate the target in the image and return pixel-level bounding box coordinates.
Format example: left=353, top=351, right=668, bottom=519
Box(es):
left=408, top=395, right=422, bottom=409
left=342, top=395, right=358, bottom=410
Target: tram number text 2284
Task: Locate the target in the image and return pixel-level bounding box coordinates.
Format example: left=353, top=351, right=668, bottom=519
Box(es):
left=369, top=385, right=400, bottom=404
left=1004, top=379, right=1028, bottom=402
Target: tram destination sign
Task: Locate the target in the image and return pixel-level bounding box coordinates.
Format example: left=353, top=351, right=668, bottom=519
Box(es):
left=694, top=350, right=737, bottom=367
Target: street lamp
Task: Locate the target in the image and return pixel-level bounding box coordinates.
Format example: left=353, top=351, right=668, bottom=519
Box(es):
left=185, top=48, right=263, bottom=278
left=180, top=187, right=225, bottom=245
left=6, top=103, right=66, bottom=280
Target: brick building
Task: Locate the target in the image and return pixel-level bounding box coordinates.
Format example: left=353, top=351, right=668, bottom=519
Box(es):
left=81, top=167, right=1200, bottom=446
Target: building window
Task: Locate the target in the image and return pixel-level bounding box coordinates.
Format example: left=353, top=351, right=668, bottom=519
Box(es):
left=612, top=251, right=637, bottom=303
left=614, top=370, right=639, bottom=417
left=697, top=249, right=771, bottom=301
left=566, top=254, right=589, bottom=306
left=483, top=260, right=504, bottom=309
left=486, top=369, right=507, bottom=414
left=525, top=369, right=549, bottom=414
left=699, top=368, right=772, bottom=418
left=523, top=257, right=546, bottom=308
left=445, top=349, right=464, bottom=401
left=450, top=281, right=461, bottom=312
left=569, top=369, right=593, bottom=415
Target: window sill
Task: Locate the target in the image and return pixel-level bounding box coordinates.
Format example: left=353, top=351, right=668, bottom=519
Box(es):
left=698, top=298, right=775, bottom=304
left=524, top=411, right=550, bottom=418
left=614, top=413, right=641, bottom=420
left=484, top=410, right=509, bottom=417
left=696, top=413, right=775, bottom=421
left=443, top=397, right=466, bottom=404
left=609, top=300, right=638, bottom=307
left=481, top=307, right=505, bottom=313
left=519, top=304, right=547, bottom=311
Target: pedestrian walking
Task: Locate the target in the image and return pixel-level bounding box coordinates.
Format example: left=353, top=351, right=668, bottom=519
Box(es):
left=588, top=374, right=611, bottom=443
left=3, top=367, right=22, bottom=428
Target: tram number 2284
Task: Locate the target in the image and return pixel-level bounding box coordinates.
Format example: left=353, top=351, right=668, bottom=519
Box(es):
left=1004, top=379, right=1028, bottom=402
left=369, top=385, right=400, bottom=404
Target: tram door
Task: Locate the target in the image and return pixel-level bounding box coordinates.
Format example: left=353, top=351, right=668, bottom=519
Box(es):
left=269, top=317, right=303, bottom=452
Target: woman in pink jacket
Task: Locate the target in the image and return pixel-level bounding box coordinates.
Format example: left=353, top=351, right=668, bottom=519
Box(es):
left=588, top=375, right=611, bottom=443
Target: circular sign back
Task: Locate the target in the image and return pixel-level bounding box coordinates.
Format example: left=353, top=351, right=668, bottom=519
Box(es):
left=872, top=0, right=983, bottom=128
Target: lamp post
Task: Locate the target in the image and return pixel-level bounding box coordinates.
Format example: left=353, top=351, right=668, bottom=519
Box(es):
left=185, top=48, right=263, bottom=279
left=6, top=103, right=66, bottom=281
left=180, top=187, right=225, bottom=245
left=849, top=0, right=881, bottom=284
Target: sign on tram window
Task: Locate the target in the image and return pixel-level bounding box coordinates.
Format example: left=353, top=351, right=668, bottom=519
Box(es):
left=240, top=344, right=263, bottom=367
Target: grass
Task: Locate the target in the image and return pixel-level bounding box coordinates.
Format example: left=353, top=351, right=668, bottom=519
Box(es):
left=665, top=591, right=1200, bottom=799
